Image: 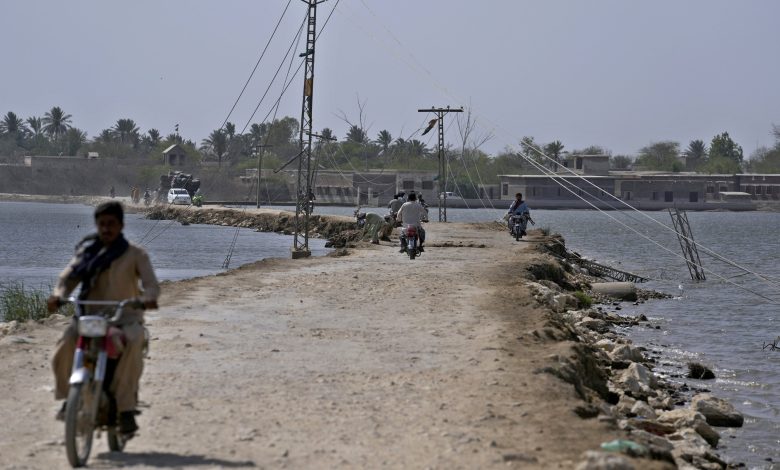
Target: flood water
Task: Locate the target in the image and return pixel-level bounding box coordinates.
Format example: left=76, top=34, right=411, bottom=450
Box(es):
left=0, top=201, right=329, bottom=292
left=3, top=201, right=779, bottom=467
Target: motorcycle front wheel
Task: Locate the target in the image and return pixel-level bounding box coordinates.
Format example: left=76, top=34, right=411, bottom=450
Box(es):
left=64, top=383, right=96, bottom=468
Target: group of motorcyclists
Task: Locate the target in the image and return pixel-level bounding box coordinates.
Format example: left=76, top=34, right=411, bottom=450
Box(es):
left=379, top=190, right=532, bottom=254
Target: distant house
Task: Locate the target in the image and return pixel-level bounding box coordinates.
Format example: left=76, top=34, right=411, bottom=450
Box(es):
left=162, top=144, right=187, bottom=166
left=562, top=154, right=610, bottom=176
left=735, top=174, right=780, bottom=200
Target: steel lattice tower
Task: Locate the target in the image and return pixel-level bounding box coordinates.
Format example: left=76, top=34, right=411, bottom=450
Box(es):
left=292, top=0, right=322, bottom=258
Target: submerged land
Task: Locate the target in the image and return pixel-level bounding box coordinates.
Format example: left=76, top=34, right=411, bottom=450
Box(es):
left=0, top=205, right=741, bottom=469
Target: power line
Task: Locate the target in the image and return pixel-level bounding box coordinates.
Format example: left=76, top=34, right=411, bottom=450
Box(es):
left=515, top=150, right=780, bottom=304
left=137, top=3, right=296, bottom=247
left=417, top=106, right=463, bottom=222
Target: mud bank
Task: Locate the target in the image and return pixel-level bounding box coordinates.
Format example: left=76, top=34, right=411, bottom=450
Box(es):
left=0, top=192, right=114, bottom=205
left=144, top=205, right=358, bottom=243
left=524, top=237, right=743, bottom=468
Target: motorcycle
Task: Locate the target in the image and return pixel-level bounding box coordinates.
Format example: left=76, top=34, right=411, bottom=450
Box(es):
left=510, top=212, right=535, bottom=241
left=59, top=297, right=147, bottom=468
left=400, top=224, right=422, bottom=260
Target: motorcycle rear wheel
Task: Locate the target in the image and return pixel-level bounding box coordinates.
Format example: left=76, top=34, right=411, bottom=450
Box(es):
left=65, top=384, right=95, bottom=468
left=514, top=227, right=520, bottom=241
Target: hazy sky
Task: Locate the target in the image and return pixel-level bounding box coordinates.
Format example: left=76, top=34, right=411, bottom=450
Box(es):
left=2, top=0, right=778, bottom=158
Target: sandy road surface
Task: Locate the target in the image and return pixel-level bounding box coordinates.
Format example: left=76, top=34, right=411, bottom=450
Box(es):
left=0, top=223, right=621, bottom=469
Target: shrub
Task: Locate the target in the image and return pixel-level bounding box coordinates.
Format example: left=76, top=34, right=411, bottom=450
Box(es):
left=1, top=282, right=48, bottom=322
left=573, top=290, right=593, bottom=308
left=0, top=282, right=72, bottom=322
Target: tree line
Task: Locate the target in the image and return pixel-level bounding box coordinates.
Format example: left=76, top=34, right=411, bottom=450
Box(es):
left=2, top=106, right=778, bottom=197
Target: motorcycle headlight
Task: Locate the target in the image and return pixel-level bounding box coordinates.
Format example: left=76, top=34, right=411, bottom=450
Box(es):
left=78, top=316, right=108, bottom=337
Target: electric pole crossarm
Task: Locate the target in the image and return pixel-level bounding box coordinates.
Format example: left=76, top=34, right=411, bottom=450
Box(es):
left=417, top=107, right=464, bottom=113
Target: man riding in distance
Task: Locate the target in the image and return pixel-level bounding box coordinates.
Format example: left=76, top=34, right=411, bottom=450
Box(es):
left=388, top=193, right=404, bottom=218
left=48, top=201, right=160, bottom=435
left=396, top=192, right=428, bottom=252
left=506, top=192, right=532, bottom=236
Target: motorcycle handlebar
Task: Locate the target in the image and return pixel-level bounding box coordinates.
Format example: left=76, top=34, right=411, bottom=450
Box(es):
left=59, top=297, right=146, bottom=322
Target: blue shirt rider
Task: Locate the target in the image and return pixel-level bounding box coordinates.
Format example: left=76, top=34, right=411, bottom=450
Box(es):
left=507, top=192, right=530, bottom=234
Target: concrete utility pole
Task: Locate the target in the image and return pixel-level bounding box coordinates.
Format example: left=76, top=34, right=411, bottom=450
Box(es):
left=292, top=0, right=325, bottom=259
left=417, top=106, right=463, bottom=222
left=254, top=144, right=272, bottom=208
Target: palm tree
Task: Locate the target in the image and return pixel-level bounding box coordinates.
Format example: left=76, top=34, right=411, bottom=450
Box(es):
left=346, top=125, right=367, bottom=144
left=64, top=128, right=87, bottom=156
left=165, top=133, right=183, bottom=144
left=320, top=127, right=335, bottom=141
left=147, top=128, right=161, bottom=146
left=42, top=106, right=72, bottom=141
left=95, top=129, right=115, bottom=144
left=408, top=139, right=428, bottom=157
left=248, top=123, right=265, bottom=145
left=685, top=139, right=707, bottom=160
left=113, top=118, right=140, bottom=146
left=225, top=122, right=236, bottom=139
left=543, top=140, right=565, bottom=169
left=201, top=129, right=228, bottom=167
left=0, top=111, right=27, bottom=135
left=26, top=116, right=43, bottom=137
left=375, top=130, right=392, bottom=151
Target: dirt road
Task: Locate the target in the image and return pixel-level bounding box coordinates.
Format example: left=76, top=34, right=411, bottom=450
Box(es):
left=0, top=223, right=621, bottom=469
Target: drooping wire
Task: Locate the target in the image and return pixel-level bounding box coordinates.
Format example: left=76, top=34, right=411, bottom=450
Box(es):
left=137, top=2, right=296, bottom=247
left=222, top=0, right=293, bottom=133
left=521, top=143, right=780, bottom=291
left=515, top=149, right=779, bottom=304
left=222, top=20, right=306, bottom=269
left=338, top=1, right=780, bottom=303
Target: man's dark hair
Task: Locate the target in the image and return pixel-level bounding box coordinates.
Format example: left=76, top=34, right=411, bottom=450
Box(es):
left=94, top=201, right=124, bottom=223
left=516, top=192, right=523, bottom=199
left=408, top=193, right=417, bottom=201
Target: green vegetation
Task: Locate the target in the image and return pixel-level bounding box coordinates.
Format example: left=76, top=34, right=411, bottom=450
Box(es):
left=3, top=104, right=780, bottom=183
left=573, top=290, right=593, bottom=309
left=0, top=282, right=72, bottom=322
left=635, top=141, right=683, bottom=172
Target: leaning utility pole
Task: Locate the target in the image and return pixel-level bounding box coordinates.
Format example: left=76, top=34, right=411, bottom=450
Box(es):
left=292, top=0, right=324, bottom=259
left=668, top=208, right=706, bottom=280
left=417, top=106, right=463, bottom=222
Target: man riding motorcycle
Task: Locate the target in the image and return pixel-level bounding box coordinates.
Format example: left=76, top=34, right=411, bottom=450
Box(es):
left=507, top=192, right=531, bottom=236
left=387, top=193, right=405, bottom=226
left=48, top=201, right=159, bottom=435
left=396, top=192, right=428, bottom=252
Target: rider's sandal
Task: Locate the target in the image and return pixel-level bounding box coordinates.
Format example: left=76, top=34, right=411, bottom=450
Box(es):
left=119, top=411, right=139, bottom=435
left=55, top=402, right=66, bottom=421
